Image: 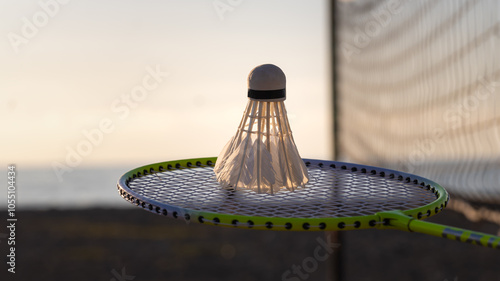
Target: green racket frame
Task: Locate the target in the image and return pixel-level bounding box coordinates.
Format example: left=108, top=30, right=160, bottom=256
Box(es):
left=117, top=157, right=500, bottom=249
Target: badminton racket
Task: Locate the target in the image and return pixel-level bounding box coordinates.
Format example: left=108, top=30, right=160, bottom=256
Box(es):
left=117, top=157, right=500, bottom=249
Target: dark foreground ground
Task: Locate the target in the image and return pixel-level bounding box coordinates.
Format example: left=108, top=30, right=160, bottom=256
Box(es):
left=1, top=208, right=499, bottom=281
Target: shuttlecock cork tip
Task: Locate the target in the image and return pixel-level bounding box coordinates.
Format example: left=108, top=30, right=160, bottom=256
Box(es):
left=247, top=64, right=286, bottom=101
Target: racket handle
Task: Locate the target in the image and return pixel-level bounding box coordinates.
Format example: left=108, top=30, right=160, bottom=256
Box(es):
left=408, top=219, right=500, bottom=249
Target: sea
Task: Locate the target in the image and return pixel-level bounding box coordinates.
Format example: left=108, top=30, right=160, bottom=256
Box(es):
left=0, top=166, right=135, bottom=210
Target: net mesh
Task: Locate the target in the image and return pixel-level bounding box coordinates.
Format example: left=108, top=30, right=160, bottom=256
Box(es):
left=335, top=0, right=500, bottom=203
left=126, top=162, right=439, bottom=218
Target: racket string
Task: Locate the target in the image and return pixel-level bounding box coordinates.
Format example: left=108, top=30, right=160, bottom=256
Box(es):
left=127, top=161, right=441, bottom=219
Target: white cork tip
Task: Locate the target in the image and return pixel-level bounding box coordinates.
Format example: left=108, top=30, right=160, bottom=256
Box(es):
left=247, top=64, right=286, bottom=91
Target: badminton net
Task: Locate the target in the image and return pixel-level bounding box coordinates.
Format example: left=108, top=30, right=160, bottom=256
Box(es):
left=334, top=0, right=500, bottom=205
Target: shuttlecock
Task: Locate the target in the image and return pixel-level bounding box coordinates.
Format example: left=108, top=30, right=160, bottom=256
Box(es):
left=214, top=64, right=309, bottom=194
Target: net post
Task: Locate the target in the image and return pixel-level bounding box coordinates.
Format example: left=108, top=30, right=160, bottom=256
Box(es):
left=325, top=231, right=343, bottom=281
left=328, top=1, right=342, bottom=280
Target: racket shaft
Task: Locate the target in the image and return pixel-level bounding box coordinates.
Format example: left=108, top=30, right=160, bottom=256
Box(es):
left=408, top=219, right=500, bottom=249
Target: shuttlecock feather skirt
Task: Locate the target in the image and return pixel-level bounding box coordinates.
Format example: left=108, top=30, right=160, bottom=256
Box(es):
left=214, top=100, right=309, bottom=194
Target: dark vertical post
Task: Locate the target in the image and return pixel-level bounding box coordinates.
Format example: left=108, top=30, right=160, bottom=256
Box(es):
left=327, top=1, right=343, bottom=281
left=325, top=231, right=342, bottom=281
left=331, top=2, right=339, bottom=161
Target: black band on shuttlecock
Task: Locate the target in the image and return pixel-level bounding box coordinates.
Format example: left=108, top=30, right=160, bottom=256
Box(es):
left=248, top=89, right=286, bottom=100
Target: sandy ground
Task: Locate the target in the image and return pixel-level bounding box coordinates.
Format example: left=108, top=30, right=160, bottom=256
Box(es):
left=1, top=207, right=499, bottom=281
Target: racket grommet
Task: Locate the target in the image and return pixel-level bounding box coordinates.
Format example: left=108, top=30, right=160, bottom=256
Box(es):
left=265, top=222, right=273, bottom=229
left=330, top=164, right=336, bottom=168
left=341, top=165, right=347, bottom=170
left=369, top=220, right=377, bottom=227
left=361, top=168, right=366, bottom=173
left=247, top=220, right=254, bottom=228
left=305, top=162, right=311, bottom=166
left=426, top=210, right=431, bottom=217
left=141, top=202, right=145, bottom=208
left=187, top=162, right=192, bottom=167
left=184, top=214, right=190, bottom=221
left=389, top=173, right=394, bottom=178
left=150, top=168, right=155, bottom=173
left=383, top=219, right=390, bottom=225
left=167, top=164, right=173, bottom=170
left=354, top=221, right=361, bottom=228
left=173, top=211, right=178, bottom=218
left=318, top=163, right=323, bottom=167
left=175, top=163, right=181, bottom=169
left=351, top=167, right=357, bottom=172
left=370, top=170, right=376, bottom=175
left=319, top=223, right=326, bottom=230
left=162, top=209, right=168, bottom=216
left=338, top=222, right=345, bottom=229
left=159, top=166, right=164, bottom=171
left=213, top=217, right=220, bottom=225
left=285, top=223, right=292, bottom=230
left=155, top=206, right=160, bottom=213
left=143, top=169, right=148, bottom=175
left=379, top=171, right=385, bottom=177
left=198, top=216, right=204, bottom=223
left=417, top=212, right=423, bottom=219
left=196, top=161, right=202, bottom=166
left=303, top=223, right=310, bottom=230
left=231, top=219, right=239, bottom=226
left=435, top=207, right=439, bottom=214
left=148, top=204, right=153, bottom=210
left=207, top=160, right=213, bottom=166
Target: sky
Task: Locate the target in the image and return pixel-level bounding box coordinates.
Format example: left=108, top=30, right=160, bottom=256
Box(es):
left=0, top=0, right=332, bottom=178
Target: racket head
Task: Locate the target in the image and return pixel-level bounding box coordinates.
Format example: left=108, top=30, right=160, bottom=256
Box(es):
left=117, top=157, right=449, bottom=231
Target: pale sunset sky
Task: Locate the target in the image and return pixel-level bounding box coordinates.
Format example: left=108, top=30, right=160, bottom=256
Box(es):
left=1, top=0, right=332, bottom=175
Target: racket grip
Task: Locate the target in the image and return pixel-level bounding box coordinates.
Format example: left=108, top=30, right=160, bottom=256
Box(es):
left=408, top=218, right=500, bottom=249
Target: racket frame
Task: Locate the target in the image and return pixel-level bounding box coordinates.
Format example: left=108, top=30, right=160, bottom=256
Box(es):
left=117, top=157, right=449, bottom=232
